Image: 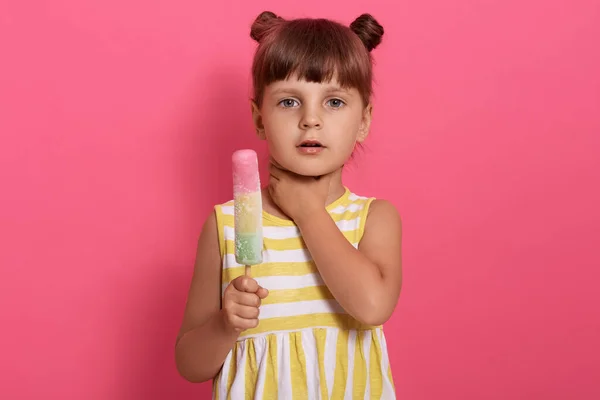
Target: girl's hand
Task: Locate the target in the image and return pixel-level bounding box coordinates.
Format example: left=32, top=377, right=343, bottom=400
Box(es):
left=268, top=162, right=333, bottom=223
left=221, top=276, right=269, bottom=332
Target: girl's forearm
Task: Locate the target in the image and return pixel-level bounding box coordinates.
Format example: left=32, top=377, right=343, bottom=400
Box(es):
left=296, top=209, right=393, bottom=325
left=175, top=310, right=239, bottom=383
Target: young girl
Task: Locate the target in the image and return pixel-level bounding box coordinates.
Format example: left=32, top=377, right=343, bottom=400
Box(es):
left=176, top=11, right=403, bottom=399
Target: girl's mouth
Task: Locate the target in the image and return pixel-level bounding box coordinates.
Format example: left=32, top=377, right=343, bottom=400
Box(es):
left=297, top=140, right=325, bottom=154
left=298, top=140, right=323, bottom=148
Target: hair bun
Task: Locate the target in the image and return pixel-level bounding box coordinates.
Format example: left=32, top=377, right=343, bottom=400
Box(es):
left=350, top=14, right=384, bottom=51
left=250, top=11, right=284, bottom=42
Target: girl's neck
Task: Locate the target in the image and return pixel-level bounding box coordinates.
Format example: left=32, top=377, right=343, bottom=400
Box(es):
left=261, top=168, right=346, bottom=221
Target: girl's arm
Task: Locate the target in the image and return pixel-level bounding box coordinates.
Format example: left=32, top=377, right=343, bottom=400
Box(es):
left=175, top=212, right=238, bottom=383
left=295, top=199, right=402, bottom=326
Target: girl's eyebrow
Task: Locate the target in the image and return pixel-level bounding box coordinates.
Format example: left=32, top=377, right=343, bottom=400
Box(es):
left=270, top=88, right=299, bottom=96
left=323, top=84, right=348, bottom=91
left=270, top=86, right=352, bottom=96
left=324, top=86, right=351, bottom=95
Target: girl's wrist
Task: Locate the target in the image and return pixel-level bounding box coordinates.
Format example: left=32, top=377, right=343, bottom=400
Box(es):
left=294, top=206, right=328, bottom=227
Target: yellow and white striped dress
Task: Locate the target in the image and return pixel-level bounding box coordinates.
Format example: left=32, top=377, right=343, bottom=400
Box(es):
left=213, top=187, right=396, bottom=399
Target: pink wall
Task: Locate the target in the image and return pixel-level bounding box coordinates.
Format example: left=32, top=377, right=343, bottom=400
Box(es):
left=1, top=1, right=599, bottom=399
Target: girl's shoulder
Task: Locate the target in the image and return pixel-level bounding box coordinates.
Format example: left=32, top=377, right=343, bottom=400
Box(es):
left=344, top=188, right=400, bottom=216
left=332, top=188, right=400, bottom=244
left=367, top=198, right=402, bottom=221
left=362, top=197, right=402, bottom=244
left=343, top=188, right=401, bottom=231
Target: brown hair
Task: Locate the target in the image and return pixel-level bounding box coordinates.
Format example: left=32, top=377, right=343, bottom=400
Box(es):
left=250, top=11, right=384, bottom=107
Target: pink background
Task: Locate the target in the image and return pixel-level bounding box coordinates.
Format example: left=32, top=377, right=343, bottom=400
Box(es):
left=1, top=0, right=599, bottom=399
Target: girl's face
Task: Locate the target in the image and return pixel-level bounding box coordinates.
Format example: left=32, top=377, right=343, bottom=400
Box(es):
left=252, top=76, right=372, bottom=177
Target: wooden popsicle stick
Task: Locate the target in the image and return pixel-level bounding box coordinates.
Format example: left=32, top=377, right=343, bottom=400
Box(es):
left=245, top=265, right=251, bottom=277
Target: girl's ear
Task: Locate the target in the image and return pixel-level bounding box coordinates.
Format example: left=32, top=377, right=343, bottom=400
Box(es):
left=357, top=104, right=372, bottom=143
left=251, top=100, right=266, bottom=140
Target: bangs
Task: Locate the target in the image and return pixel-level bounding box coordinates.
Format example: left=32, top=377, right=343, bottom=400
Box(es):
left=252, top=18, right=373, bottom=105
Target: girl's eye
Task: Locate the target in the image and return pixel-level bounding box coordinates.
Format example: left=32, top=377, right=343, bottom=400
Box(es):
left=279, top=99, right=299, bottom=108
left=328, top=98, right=345, bottom=108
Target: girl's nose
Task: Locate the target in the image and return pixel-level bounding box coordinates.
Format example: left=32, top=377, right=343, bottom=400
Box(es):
left=299, top=108, right=323, bottom=129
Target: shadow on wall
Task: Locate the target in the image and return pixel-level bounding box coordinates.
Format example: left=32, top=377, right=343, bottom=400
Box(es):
left=115, top=67, right=261, bottom=399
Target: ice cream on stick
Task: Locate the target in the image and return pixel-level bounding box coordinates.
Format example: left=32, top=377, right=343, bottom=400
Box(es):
left=232, top=149, right=263, bottom=276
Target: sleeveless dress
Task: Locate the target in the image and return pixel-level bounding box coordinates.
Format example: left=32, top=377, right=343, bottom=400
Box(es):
left=212, top=187, right=396, bottom=399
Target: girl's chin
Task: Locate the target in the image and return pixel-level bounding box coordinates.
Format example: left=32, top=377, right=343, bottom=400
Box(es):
left=269, top=155, right=342, bottom=177
left=286, top=164, right=341, bottom=178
